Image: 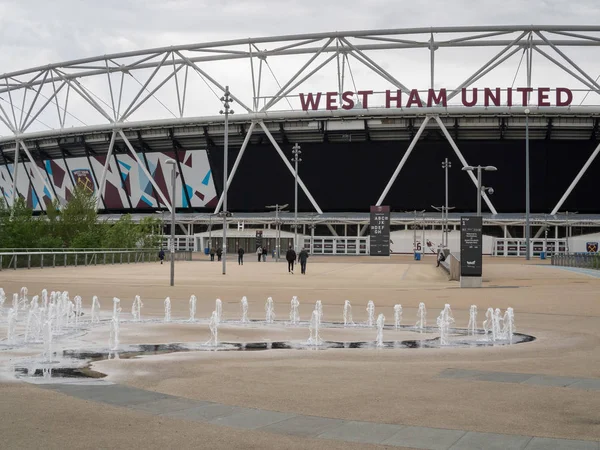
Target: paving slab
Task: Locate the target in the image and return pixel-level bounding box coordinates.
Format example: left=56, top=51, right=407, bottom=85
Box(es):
left=317, top=420, right=404, bottom=445
left=438, top=369, right=484, bottom=379
left=55, top=384, right=171, bottom=406
left=259, top=415, right=346, bottom=437
left=473, top=372, right=535, bottom=384
left=127, top=397, right=209, bottom=414
left=520, top=375, right=582, bottom=388
left=524, top=437, right=599, bottom=450
left=208, top=408, right=296, bottom=429
left=161, top=402, right=244, bottom=422
left=382, top=425, right=466, bottom=450
left=566, top=379, right=600, bottom=391
left=449, top=431, right=532, bottom=450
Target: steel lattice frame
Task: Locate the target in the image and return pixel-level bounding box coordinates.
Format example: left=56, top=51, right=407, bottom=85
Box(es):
left=1, top=25, right=600, bottom=218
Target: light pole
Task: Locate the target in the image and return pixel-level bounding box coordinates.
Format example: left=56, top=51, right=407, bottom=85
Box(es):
left=432, top=205, right=455, bottom=248
left=165, top=159, right=177, bottom=286
left=291, top=143, right=302, bottom=252
left=219, top=86, right=234, bottom=275
left=267, top=204, right=288, bottom=262
left=462, top=165, right=497, bottom=216
left=524, top=108, right=531, bottom=260
left=441, top=158, right=452, bottom=246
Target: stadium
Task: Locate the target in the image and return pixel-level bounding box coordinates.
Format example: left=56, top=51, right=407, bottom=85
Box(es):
left=1, top=25, right=600, bottom=256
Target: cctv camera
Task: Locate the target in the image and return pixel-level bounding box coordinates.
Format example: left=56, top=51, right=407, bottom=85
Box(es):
left=486, top=187, right=494, bottom=195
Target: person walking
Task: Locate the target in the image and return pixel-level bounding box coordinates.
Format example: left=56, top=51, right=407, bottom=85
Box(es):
left=298, top=247, right=309, bottom=274
left=262, top=246, right=268, bottom=262
left=158, top=248, right=165, bottom=265
left=217, top=247, right=222, bottom=261
left=286, top=245, right=297, bottom=274
left=238, top=247, right=245, bottom=265
left=256, top=246, right=262, bottom=262
left=209, top=247, right=215, bottom=261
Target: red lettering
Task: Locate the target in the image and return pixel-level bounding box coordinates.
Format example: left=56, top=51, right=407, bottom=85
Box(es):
left=556, top=87, right=573, bottom=106
left=385, top=90, right=402, bottom=108
left=517, top=87, right=533, bottom=106
left=461, top=88, right=478, bottom=107
left=406, top=89, right=423, bottom=107
left=506, top=88, right=513, bottom=107
left=427, top=88, right=447, bottom=107
left=326, top=91, right=338, bottom=110
left=357, top=90, right=373, bottom=108
left=299, top=93, right=322, bottom=111
left=537, top=87, right=551, bottom=106
left=341, top=91, right=355, bottom=110
left=484, top=88, right=501, bottom=107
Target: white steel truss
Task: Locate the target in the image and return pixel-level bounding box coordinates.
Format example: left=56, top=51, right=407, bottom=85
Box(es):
left=0, top=26, right=600, bottom=213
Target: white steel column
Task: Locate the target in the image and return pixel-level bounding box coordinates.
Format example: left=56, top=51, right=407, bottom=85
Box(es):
left=214, top=121, right=256, bottom=214
left=18, top=140, right=55, bottom=202
left=434, top=116, right=498, bottom=215
left=258, top=121, right=323, bottom=214
left=376, top=116, right=431, bottom=206
left=119, top=130, right=173, bottom=213
left=11, top=141, right=20, bottom=206
left=96, top=131, right=117, bottom=211
left=551, top=141, right=600, bottom=215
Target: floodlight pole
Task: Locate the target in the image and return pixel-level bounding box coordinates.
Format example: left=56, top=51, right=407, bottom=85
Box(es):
left=524, top=108, right=531, bottom=260
left=220, top=86, right=234, bottom=275
left=442, top=158, right=451, bottom=246
left=165, top=159, right=177, bottom=286
left=291, top=143, right=302, bottom=252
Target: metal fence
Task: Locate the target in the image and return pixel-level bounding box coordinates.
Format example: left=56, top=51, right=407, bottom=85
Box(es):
left=551, top=253, right=600, bottom=270
left=0, top=249, right=193, bottom=270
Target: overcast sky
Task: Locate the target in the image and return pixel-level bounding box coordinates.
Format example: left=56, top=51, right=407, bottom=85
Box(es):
left=0, top=0, right=599, bottom=134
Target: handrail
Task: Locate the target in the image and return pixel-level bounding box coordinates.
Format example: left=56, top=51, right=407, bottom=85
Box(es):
left=551, top=252, right=600, bottom=270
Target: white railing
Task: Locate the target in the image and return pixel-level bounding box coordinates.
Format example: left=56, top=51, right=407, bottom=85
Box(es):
left=303, top=237, right=369, bottom=255
left=492, top=238, right=567, bottom=257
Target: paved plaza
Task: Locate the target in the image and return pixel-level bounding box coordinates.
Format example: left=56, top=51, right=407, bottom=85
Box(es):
left=0, top=255, right=599, bottom=449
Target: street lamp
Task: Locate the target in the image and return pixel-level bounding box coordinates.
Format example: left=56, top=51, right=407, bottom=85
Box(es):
left=462, top=165, right=497, bottom=216
left=219, top=86, right=234, bottom=275
left=291, top=143, right=302, bottom=252
left=165, top=159, right=177, bottom=286
left=266, top=204, right=288, bottom=262
left=524, top=108, right=531, bottom=260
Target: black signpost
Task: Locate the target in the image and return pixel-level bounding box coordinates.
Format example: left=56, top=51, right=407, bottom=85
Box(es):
left=460, top=216, right=483, bottom=278
left=370, top=205, right=391, bottom=256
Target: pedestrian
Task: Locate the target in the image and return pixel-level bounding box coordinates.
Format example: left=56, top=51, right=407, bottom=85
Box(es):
left=298, top=247, right=309, bottom=274
left=262, top=246, right=268, bottom=262
left=217, top=247, right=222, bottom=261
left=286, top=245, right=297, bottom=274
left=238, top=247, right=245, bottom=265
left=436, top=248, right=446, bottom=267
left=158, top=248, right=165, bottom=265
left=210, top=247, right=215, bottom=262
left=256, top=246, right=262, bottom=262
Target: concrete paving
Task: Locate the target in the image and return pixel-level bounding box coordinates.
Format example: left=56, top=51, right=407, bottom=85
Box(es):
left=1, top=255, right=599, bottom=448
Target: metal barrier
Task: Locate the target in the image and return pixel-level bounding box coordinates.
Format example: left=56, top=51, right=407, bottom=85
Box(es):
left=551, top=253, right=600, bottom=270
left=0, top=250, right=193, bottom=270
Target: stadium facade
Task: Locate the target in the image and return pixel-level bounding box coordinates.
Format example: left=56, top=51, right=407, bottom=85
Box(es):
left=1, top=26, right=600, bottom=254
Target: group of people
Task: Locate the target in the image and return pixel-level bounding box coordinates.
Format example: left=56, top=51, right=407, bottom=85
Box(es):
left=205, top=243, right=309, bottom=274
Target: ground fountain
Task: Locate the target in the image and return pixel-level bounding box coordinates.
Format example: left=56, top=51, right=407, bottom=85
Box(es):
left=41, top=289, right=48, bottom=309
left=132, top=295, right=143, bottom=322
left=376, top=313, right=385, bottom=347
left=189, top=295, right=197, bottom=322
left=394, top=304, right=402, bottom=330
left=366, top=300, right=375, bottom=327
left=7, top=307, right=17, bottom=343
left=207, top=311, right=218, bottom=346
left=343, top=300, right=354, bottom=326
left=315, top=300, right=323, bottom=323
left=416, top=302, right=427, bottom=330
left=12, top=293, right=18, bottom=319
left=265, top=297, right=275, bottom=323
left=494, top=308, right=503, bottom=339
left=240, top=296, right=249, bottom=323
left=436, top=304, right=455, bottom=346
left=502, top=307, right=515, bottom=342
left=483, top=307, right=495, bottom=341
left=109, top=297, right=121, bottom=351
left=164, top=297, right=171, bottom=323
left=91, top=296, right=101, bottom=324
left=307, top=308, right=322, bottom=346
left=468, top=305, right=477, bottom=336
left=0, top=288, right=6, bottom=309
left=24, top=296, right=41, bottom=342
left=215, top=298, right=222, bottom=323
left=74, top=296, right=82, bottom=330
left=42, top=318, right=53, bottom=362
left=289, top=296, right=300, bottom=324
left=19, top=287, right=29, bottom=311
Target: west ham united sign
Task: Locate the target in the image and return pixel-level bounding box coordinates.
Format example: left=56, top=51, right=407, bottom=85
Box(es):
left=299, top=87, right=573, bottom=111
